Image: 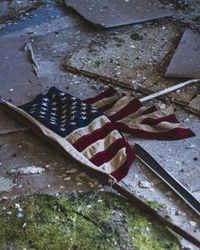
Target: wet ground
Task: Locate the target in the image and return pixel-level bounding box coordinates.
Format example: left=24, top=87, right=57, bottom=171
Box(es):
left=0, top=0, right=200, bottom=249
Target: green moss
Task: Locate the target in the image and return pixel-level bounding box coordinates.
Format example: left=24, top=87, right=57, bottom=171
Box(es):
left=0, top=192, right=181, bottom=250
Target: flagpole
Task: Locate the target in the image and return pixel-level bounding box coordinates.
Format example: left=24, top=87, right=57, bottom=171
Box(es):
left=113, top=183, right=200, bottom=248
left=1, top=100, right=200, bottom=248
left=139, top=79, right=200, bottom=103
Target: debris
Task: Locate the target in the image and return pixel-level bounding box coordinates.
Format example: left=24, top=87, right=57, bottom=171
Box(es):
left=8, top=166, right=44, bottom=175
left=189, top=221, right=197, bottom=227
left=0, top=0, right=44, bottom=24
left=24, top=42, right=40, bottom=77
left=65, top=0, right=171, bottom=28
left=165, top=30, right=200, bottom=78
left=0, top=176, right=15, bottom=192
left=138, top=180, right=152, bottom=188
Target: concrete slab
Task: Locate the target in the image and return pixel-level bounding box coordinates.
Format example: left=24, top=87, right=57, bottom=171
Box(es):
left=65, top=0, right=171, bottom=28
left=0, top=131, right=101, bottom=197
left=165, top=29, right=200, bottom=78
left=0, top=36, right=41, bottom=134
left=64, top=21, right=198, bottom=106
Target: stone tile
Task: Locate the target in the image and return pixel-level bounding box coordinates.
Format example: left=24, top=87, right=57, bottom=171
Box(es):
left=0, top=36, right=41, bottom=134
left=165, top=29, right=200, bottom=78
left=65, top=0, right=171, bottom=28
left=0, top=131, right=100, bottom=197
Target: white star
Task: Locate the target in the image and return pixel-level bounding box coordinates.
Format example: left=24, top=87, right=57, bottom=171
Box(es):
left=71, top=115, right=76, bottom=121
left=31, top=104, right=37, bottom=107
left=41, top=107, right=47, bottom=111
left=60, top=92, right=65, bottom=96
left=71, top=110, right=76, bottom=114
left=62, top=105, right=67, bottom=109
left=52, top=101, right=57, bottom=106
left=81, top=111, right=86, bottom=115
left=72, top=101, right=77, bottom=105
left=52, top=93, right=56, bottom=99
left=41, top=102, right=48, bottom=107
left=61, top=97, right=66, bottom=101
left=82, top=116, right=87, bottom=120
left=39, top=115, right=45, bottom=119
left=82, top=103, right=87, bottom=106
left=71, top=106, right=76, bottom=110
left=40, top=111, right=46, bottom=115
left=43, top=98, right=49, bottom=102
left=70, top=122, right=76, bottom=125
left=50, top=121, right=56, bottom=125
left=91, top=110, right=97, bottom=113
left=60, top=128, right=66, bottom=131
left=81, top=106, right=87, bottom=110
left=51, top=107, right=57, bottom=111
left=29, top=110, right=35, bottom=113
left=51, top=113, right=57, bottom=117
left=71, top=97, right=76, bottom=100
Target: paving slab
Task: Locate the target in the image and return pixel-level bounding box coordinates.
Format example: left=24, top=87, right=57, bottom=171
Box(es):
left=65, top=0, right=171, bottom=28
left=0, top=36, right=41, bottom=134
left=64, top=21, right=199, bottom=106
left=165, top=29, right=200, bottom=79
left=0, top=0, right=43, bottom=24
left=0, top=131, right=101, bottom=197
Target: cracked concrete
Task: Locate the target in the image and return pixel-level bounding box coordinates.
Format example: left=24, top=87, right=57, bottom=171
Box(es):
left=0, top=0, right=200, bottom=249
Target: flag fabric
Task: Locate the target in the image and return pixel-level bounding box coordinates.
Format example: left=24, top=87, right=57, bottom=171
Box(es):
left=84, top=87, right=195, bottom=140
left=17, top=87, right=135, bottom=182
left=1, top=87, right=194, bottom=182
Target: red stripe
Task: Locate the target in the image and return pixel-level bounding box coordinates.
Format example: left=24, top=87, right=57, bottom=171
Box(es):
left=89, top=138, right=126, bottom=166
left=111, top=142, right=135, bottom=182
left=72, top=122, right=115, bottom=152
left=116, top=122, right=195, bottom=140
left=142, top=106, right=157, bottom=115
left=84, top=87, right=117, bottom=105
left=99, top=100, right=118, bottom=112
left=99, top=93, right=127, bottom=112
left=141, top=114, right=179, bottom=126
left=108, top=98, right=143, bottom=122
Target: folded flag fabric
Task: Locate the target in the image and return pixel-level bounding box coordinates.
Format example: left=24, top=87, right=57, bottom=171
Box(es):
left=1, top=87, right=194, bottom=182
left=16, top=87, right=134, bottom=182
left=84, top=87, right=195, bottom=140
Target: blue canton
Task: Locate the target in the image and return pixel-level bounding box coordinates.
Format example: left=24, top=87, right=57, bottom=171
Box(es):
left=19, top=87, right=103, bottom=137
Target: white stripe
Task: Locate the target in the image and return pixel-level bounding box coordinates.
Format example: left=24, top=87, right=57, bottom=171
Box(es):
left=100, top=148, right=127, bottom=173
left=104, top=96, right=130, bottom=116
left=92, top=93, right=119, bottom=109
left=81, top=130, right=122, bottom=159
left=118, top=107, right=174, bottom=124
left=65, top=115, right=110, bottom=144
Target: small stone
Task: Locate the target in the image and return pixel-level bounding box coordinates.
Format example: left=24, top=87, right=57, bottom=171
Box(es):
left=64, top=177, right=71, bottom=181
left=16, top=212, right=23, bottom=218
left=66, top=168, right=78, bottom=174
left=189, top=221, right=196, bottom=227
left=138, top=180, right=152, bottom=188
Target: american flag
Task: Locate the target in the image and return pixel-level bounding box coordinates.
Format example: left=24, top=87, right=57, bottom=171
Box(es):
left=18, top=87, right=135, bottom=182
left=84, top=87, right=195, bottom=141
left=1, top=87, right=194, bottom=182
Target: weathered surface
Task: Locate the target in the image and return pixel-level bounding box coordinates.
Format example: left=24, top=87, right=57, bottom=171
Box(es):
left=0, top=36, right=41, bottom=134
left=165, top=29, right=200, bottom=78
left=65, top=0, right=171, bottom=28
left=0, top=0, right=199, bottom=249
left=0, top=0, right=43, bottom=24
left=0, top=192, right=181, bottom=249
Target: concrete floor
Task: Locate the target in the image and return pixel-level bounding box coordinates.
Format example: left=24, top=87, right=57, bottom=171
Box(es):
left=0, top=0, right=200, bottom=249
